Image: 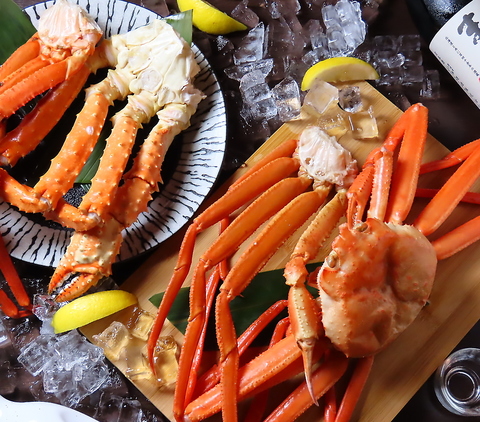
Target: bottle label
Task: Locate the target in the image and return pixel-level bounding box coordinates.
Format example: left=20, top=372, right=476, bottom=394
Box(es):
left=430, top=0, right=480, bottom=108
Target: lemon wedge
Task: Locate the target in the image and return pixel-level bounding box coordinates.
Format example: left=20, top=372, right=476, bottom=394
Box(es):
left=301, top=57, right=379, bottom=90
left=51, top=290, right=138, bottom=334
left=177, top=0, right=247, bottom=35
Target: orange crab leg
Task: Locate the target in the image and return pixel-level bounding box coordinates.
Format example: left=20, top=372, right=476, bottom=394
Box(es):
left=416, top=188, right=480, bottom=205
left=244, top=316, right=291, bottom=422
left=0, top=290, right=20, bottom=318
left=263, top=350, right=349, bottom=422
left=193, top=300, right=289, bottom=398
left=185, top=334, right=309, bottom=421
left=33, top=88, right=116, bottom=210
left=284, top=190, right=347, bottom=402
left=0, top=64, right=91, bottom=166
left=385, top=103, right=428, bottom=224
left=0, top=35, right=40, bottom=81
left=0, top=56, right=50, bottom=97
left=420, top=138, right=480, bottom=174
left=335, top=356, right=374, bottom=422
left=0, top=60, right=83, bottom=119
left=432, top=216, right=480, bottom=260
left=414, top=144, right=480, bottom=236
left=172, top=180, right=317, bottom=420
left=147, top=145, right=300, bottom=366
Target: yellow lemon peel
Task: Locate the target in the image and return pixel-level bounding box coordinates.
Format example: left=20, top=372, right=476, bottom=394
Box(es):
left=51, top=290, right=138, bottom=334
left=301, top=57, right=379, bottom=90
left=177, top=0, right=247, bottom=35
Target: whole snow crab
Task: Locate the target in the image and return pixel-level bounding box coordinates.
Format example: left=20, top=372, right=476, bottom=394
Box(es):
left=0, top=0, right=203, bottom=310
left=147, top=102, right=480, bottom=422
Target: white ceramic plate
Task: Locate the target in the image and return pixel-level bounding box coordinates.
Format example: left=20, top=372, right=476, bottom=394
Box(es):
left=0, top=0, right=226, bottom=266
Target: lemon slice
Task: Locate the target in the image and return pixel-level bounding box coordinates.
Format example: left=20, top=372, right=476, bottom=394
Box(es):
left=301, top=57, right=379, bottom=90
left=177, top=0, right=247, bottom=35
left=51, top=290, right=138, bottom=334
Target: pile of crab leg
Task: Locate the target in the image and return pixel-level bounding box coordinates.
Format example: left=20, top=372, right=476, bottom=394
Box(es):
left=0, top=0, right=204, bottom=304
left=148, top=101, right=480, bottom=422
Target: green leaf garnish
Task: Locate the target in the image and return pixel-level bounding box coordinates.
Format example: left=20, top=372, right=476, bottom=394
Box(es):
left=165, top=10, right=193, bottom=45
left=0, top=0, right=36, bottom=64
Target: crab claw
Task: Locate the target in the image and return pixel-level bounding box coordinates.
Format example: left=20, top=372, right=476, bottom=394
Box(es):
left=48, top=219, right=123, bottom=301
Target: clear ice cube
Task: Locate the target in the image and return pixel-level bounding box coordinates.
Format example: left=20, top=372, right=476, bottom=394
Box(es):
left=303, top=80, right=339, bottom=116
left=17, top=334, right=56, bottom=376
left=272, top=77, right=301, bottom=122
left=92, top=321, right=131, bottom=361
left=126, top=307, right=155, bottom=341
left=233, top=23, right=265, bottom=65
left=150, top=336, right=179, bottom=386
left=339, top=86, right=364, bottom=113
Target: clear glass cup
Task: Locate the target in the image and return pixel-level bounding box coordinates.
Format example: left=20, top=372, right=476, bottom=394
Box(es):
left=434, top=348, right=480, bottom=416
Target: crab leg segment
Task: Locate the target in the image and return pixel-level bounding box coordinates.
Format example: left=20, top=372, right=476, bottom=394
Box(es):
left=415, top=145, right=480, bottom=236
left=263, top=350, right=349, bottom=422
left=49, top=102, right=199, bottom=300
left=0, top=35, right=41, bottom=81
left=0, top=64, right=92, bottom=167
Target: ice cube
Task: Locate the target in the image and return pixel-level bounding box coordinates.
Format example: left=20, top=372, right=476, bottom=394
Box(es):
left=231, top=0, right=259, bottom=28
left=92, top=321, right=131, bottom=360
left=348, top=106, right=379, bottom=139
left=32, top=294, right=59, bottom=321
left=339, top=86, right=364, bottom=113
left=77, top=359, right=110, bottom=394
left=224, top=59, right=274, bottom=81
left=17, top=334, right=56, bottom=376
left=150, top=336, right=179, bottom=386
left=272, top=77, right=301, bottom=122
left=420, top=69, right=441, bottom=99
left=399, top=34, right=421, bottom=51
left=43, top=361, right=73, bottom=393
left=239, top=70, right=277, bottom=122
left=401, top=64, right=425, bottom=85
left=233, top=23, right=265, bottom=65
left=126, top=307, right=155, bottom=341
left=303, top=80, right=339, bottom=116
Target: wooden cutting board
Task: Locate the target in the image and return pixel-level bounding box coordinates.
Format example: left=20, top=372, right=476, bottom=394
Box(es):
left=82, top=81, right=480, bottom=421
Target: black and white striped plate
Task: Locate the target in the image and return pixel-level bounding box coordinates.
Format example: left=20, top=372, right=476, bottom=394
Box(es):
left=0, top=0, right=226, bottom=267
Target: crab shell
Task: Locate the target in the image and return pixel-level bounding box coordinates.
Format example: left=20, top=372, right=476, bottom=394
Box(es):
left=318, top=218, right=437, bottom=357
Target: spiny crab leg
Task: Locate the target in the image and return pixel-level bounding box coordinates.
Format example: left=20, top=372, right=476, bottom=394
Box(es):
left=0, top=64, right=92, bottom=167
left=48, top=102, right=199, bottom=301
left=0, top=234, right=31, bottom=318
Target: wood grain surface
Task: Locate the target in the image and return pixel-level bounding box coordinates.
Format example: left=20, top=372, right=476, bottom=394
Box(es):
left=82, top=81, right=480, bottom=422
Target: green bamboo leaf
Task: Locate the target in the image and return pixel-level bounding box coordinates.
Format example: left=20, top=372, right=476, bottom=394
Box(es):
left=0, top=0, right=36, bottom=63
left=165, top=10, right=193, bottom=45
left=75, top=135, right=107, bottom=184
left=149, top=262, right=322, bottom=349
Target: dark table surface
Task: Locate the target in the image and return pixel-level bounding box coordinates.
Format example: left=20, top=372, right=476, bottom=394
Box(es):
left=9, top=0, right=480, bottom=421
